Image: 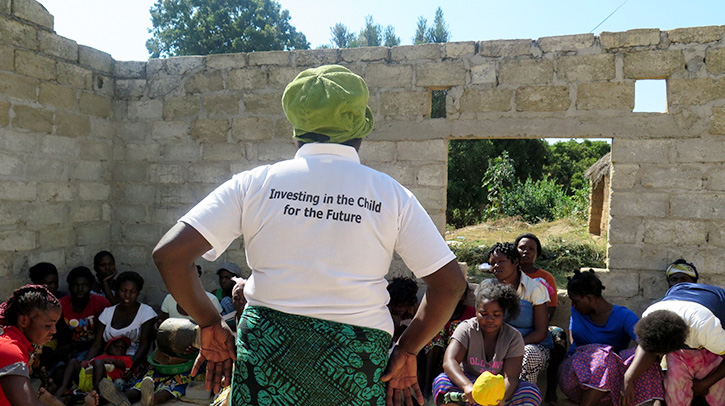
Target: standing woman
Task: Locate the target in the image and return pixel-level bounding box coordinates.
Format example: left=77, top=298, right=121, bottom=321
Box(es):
left=558, top=270, right=663, bottom=406
left=488, top=242, right=552, bottom=384
left=85, top=272, right=157, bottom=383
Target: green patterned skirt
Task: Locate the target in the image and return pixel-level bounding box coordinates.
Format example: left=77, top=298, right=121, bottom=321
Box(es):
left=231, top=306, right=392, bottom=406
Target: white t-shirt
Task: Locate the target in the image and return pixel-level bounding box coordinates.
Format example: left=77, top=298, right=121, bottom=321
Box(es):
left=643, top=300, right=725, bottom=355
left=180, top=143, right=455, bottom=335
left=161, top=293, right=222, bottom=322
left=98, top=304, right=157, bottom=356
left=517, top=271, right=550, bottom=305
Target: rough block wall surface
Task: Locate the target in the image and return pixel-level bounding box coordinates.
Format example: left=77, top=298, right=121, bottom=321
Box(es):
left=1, top=1, right=724, bottom=313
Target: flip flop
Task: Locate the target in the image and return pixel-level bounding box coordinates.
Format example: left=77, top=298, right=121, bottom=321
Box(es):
left=98, top=379, right=130, bottom=406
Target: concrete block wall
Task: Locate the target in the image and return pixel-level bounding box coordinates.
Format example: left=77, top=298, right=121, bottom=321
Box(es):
left=0, top=0, right=116, bottom=294
left=1, top=0, right=724, bottom=314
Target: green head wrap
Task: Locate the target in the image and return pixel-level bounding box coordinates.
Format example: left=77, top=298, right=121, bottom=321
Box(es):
left=282, top=65, right=374, bottom=144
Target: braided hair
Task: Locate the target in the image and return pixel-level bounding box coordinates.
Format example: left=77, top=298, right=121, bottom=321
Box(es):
left=487, top=242, right=521, bottom=263
left=567, top=268, right=605, bottom=297
left=0, top=284, right=61, bottom=326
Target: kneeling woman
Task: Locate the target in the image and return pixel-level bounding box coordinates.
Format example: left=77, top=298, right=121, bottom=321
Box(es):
left=433, top=281, right=542, bottom=406
left=558, top=270, right=663, bottom=406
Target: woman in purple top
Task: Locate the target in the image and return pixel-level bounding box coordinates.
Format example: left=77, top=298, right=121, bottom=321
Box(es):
left=559, top=270, right=663, bottom=406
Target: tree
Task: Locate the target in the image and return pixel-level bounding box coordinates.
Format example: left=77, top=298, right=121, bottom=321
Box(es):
left=383, top=25, right=400, bottom=47
left=146, top=0, right=309, bottom=58
left=413, top=16, right=428, bottom=45
left=426, top=7, right=450, bottom=43
left=330, top=23, right=354, bottom=48
left=543, top=140, right=611, bottom=194
left=358, top=15, right=382, bottom=47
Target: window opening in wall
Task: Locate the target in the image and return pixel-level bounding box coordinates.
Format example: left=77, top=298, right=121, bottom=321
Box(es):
left=633, top=79, right=667, bottom=113
left=445, top=138, right=611, bottom=287
left=431, top=89, right=447, bottom=118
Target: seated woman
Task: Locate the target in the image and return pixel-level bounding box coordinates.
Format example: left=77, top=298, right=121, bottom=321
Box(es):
left=623, top=283, right=725, bottom=406
left=386, top=277, right=420, bottom=342
left=211, top=263, right=241, bottom=316
left=159, top=265, right=222, bottom=324
left=433, top=280, right=541, bottom=406
left=559, top=269, right=663, bottom=406
left=488, top=242, right=552, bottom=384
left=92, top=251, right=119, bottom=305
left=665, top=258, right=699, bottom=288
left=85, top=271, right=157, bottom=387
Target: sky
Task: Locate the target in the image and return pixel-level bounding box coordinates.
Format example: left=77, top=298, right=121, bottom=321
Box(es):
left=35, top=0, right=723, bottom=120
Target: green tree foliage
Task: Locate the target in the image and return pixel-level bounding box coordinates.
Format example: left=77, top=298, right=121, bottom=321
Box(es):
left=413, top=17, right=428, bottom=45
left=500, top=177, right=573, bottom=223
left=544, top=140, right=611, bottom=194
left=426, top=7, right=451, bottom=43
left=146, top=0, right=309, bottom=57
left=358, top=15, right=382, bottom=47
left=330, top=23, right=355, bottom=48
left=383, top=25, right=401, bottom=47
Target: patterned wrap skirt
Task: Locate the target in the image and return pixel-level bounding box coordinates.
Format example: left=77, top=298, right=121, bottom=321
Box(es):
left=559, top=344, right=664, bottom=406
left=231, top=306, right=392, bottom=406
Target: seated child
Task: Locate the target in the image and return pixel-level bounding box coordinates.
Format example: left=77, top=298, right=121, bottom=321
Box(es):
left=0, top=284, right=98, bottom=406
left=433, top=280, right=542, bottom=406
left=386, top=277, right=419, bottom=342
left=55, top=336, right=132, bottom=396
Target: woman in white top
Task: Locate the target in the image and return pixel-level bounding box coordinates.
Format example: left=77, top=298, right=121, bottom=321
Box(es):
left=85, top=271, right=157, bottom=380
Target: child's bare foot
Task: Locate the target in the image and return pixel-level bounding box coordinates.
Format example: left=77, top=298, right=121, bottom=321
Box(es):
left=84, top=390, right=99, bottom=406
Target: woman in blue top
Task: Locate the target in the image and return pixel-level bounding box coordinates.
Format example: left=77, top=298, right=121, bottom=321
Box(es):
left=559, top=269, right=663, bottom=406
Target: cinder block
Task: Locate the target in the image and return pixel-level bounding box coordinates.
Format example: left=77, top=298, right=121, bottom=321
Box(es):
left=257, top=141, right=297, bottom=161
left=408, top=187, right=445, bottom=212
left=607, top=216, right=644, bottom=244
left=148, top=164, right=185, bottom=185
left=558, top=54, right=615, bottom=82
left=57, top=61, right=93, bottom=90
left=470, top=60, right=497, bottom=84
left=114, top=79, right=147, bottom=99
left=459, top=88, right=513, bottom=113
left=643, top=219, right=708, bottom=245
left=668, top=26, right=725, bottom=44
left=0, top=17, right=37, bottom=49
left=0, top=0, right=9, bottom=15
left=0, top=202, right=26, bottom=225
left=600, top=29, right=661, bottom=49
left=357, top=141, right=396, bottom=163
left=596, top=269, right=640, bottom=297
left=151, top=121, right=189, bottom=141
left=576, top=82, right=634, bottom=111
left=116, top=121, right=149, bottom=141
left=203, top=94, right=240, bottom=117
left=706, top=47, right=725, bottom=75
left=187, top=164, right=229, bottom=183
left=610, top=164, right=639, bottom=190
left=78, top=92, right=112, bottom=118
left=538, top=34, right=595, bottom=53
left=38, top=227, right=75, bottom=250
left=120, top=224, right=160, bottom=244
left=13, top=105, right=52, bottom=133
left=367, top=162, right=415, bottom=185
left=0, top=230, right=36, bottom=251
left=127, top=100, right=163, bottom=120
left=78, top=45, right=113, bottom=73
left=38, top=182, right=73, bottom=201
left=113, top=61, right=147, bottom=79
left=120, top=184, right=156, bottom=203
left=0, top=71, right=37, bottom=101
left=397, top=140, right=447, bottom=162
left=417, top=164, right=447, bottom=187
left=69, top=161, right=105, bottom=181
left=26, top=158, right=66, bottom=180
left=294, top=48, right=340, bottom=66
left=76, top=224, right=110, bottom=246
left=639, top=165, right=706, bottom=190
left=202, top=143, right=245, bottom=161
left=623, top=50, right=684, bottom=79
left=0, top=43, right=12, bottom=71
left=38, top=31, right=77, bottom=61
left=668, top=78, right=724, bottom=106
left=163, top=96, right=201, bottom=120
left=671, top=193, right=725, bottom=220
left=121, top=143, right=161, bottom=162
left=391, top=44, right=441, bottom=61
left=15, top=49, right=57, bottom=80
left=39, top=82, right=77, bottom=110
left=227, top=67, right=267, bottom=90
left=206, top=53, right=246, bottom=70
left=611, top=139, right=670, bottom=164
left=231, top=117, right=273, bottom=141
left=248, top=51, right=290, bottom=66
left=416, top=60, right=466, bottom=87
left=190, top=119, right=230, bottom=143
left=165, top=56, right=205, bottom=76
left=340, top=46, right=389, bottom=62
left=185, top=70, right=224, bottom=94
left=478, top=39, right=532, bottom=57
left=242, top=93, right=282, bottom=115
left=12, top=0, right=53, bottom=29
left=78, top=182, right=110, bottom=201
left=380, top=90, right=429, bottom=116
left=0, top=101, right=9, bottom=126
left=445, top=42, right=476, bottom=58
left=515, top=86, right=569, bottom=112
left=273, top=118, right=293, bottom=138
left=268, top=66, right=303, bottom=88
left=365, top=64, right=413, bottom=88
left=160, top=143, right=200, bottom=162
left=113, top=163, right=147, bottom=182
left=40, top=135, right=77, bottom=157
left=0, top=181, right=36, bottom=200
left=27, top=203, right=70, bottom=226
left=609, top=192, right=668, bottom=217
left=500, top=58, right=554, bottom=85
left=674, top=138, right=725, bottom=163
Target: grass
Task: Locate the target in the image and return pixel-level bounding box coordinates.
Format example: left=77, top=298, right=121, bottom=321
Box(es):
left=445, top=217, right=607, bottom=288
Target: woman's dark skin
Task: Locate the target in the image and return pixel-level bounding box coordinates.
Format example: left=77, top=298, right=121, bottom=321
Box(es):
left=85, top=280, right=156, bottom=381
left=94, top=254, right=118, bottom=305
